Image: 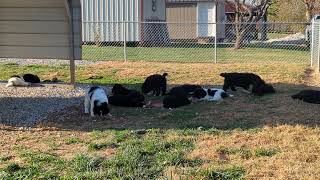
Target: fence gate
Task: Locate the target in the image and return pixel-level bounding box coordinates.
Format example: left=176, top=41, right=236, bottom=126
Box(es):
left=311, top=17, right=320, bottom=71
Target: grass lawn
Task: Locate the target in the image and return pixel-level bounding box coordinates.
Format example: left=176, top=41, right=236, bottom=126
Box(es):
left=82, top=45, right=310, bottom=63
left=1, top=61, right=320, bottom=179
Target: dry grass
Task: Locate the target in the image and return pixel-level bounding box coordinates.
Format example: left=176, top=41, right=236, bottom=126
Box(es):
left=1, top=61, right=320, bottom=179
left=77, top=61, right=307, bottom=85
left=189, top=125, right=320, bottom=179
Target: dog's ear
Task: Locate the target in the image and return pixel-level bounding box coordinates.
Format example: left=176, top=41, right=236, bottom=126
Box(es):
left=220, top=73, right=226, bottom=77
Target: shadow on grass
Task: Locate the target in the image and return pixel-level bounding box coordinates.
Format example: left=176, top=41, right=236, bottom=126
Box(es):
left=1, top=82, right=320, bottom=131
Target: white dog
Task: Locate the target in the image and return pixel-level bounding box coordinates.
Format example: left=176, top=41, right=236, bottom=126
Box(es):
left=84, top=86, right=110, bottom=117
left=6, top=77, right=31, bottom=87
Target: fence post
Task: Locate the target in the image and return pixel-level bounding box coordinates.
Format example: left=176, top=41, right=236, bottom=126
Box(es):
left=317, top=22, right=320, bottom=72
left=311, top=20, right=315, bottom=67
left=123, top=22, right=127, bottom=62
left=214, top=3, right=218, bottom=64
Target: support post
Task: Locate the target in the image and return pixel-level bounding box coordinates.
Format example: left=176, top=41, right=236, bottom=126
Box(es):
left=318, top=23, right=320, bottom=72
left=65, top=0, right=76, bottom=87
left=123, top=22, right=127, bottom=62
left=214, top=2, right=218, bottom=63
left=311, top=20, right=314, bottom=67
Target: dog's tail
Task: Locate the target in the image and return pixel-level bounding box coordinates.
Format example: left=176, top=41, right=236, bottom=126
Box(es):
left=162, top=73, right=168, bottom=77
left=220, top=73, right=226, bottom=77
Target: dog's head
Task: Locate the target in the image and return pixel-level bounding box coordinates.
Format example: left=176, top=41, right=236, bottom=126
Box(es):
left=93, top=101, right=110, bottom=116
left=207, top=89, right=218, bottom=96
left=252, top=84, right=275, bottom=96
left=112, top=84, right=129, bottom=95
left=193, top=88, right=207, bottom=99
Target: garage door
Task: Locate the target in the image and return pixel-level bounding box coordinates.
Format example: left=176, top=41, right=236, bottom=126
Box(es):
left=166, top=4, right=197, bottom=40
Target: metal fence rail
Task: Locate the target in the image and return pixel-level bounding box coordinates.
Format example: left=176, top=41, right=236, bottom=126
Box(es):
left=82, top=21, right=310, bottom=64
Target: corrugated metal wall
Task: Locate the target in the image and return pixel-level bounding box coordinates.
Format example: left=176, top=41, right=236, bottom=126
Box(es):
left=81, top=0, right=140, bottom=42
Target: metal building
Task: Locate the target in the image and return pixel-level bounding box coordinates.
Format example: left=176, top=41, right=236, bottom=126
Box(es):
left=81, top=0, right=166, bottom=42
left=166, top=0, right=225, bottom=41
left=0, top=0, right=82, bottom=84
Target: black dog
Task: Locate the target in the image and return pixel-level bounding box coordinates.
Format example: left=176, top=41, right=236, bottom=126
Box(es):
left=220, top=73, right=265, bottom=92
left=163, top=95, right=191, bottom=109
left=252, top=83, right=276, bottom=96
left=141, top=73, right=168, bottom=96
left=112, top=84, right=144, bottom=100
left=220, top=72, right=275, bottom=96
left=109, top=93, right=146, bottom=107
left=112, top=84, right=132, bottom=95
left=168, top=84, right=202, bottom=98
left=11, top=73, right=41, bottom=84
left=292, top=90, right=320, bottom=104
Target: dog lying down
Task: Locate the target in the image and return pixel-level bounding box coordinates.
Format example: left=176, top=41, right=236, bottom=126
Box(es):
left=146, top=85, right=233, bottom=109
left=193, top=88, right=234, bottom=101
left=292, top=90, right=320, bottom=104
left=220, top=72, right=275, bottom=96
left=109, top=84, right=145, bottom=107
left=6, top=74, right=41, bottom=87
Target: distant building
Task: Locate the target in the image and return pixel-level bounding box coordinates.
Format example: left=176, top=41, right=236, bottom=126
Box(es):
left=81, top=0, right=167, bottom=43
left=166, top=0, right=226, bottom=41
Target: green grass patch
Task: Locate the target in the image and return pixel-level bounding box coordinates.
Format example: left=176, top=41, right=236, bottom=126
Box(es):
left=82, top=45, right=309, bottom=63
left=255, top=148, right=279, bottom=157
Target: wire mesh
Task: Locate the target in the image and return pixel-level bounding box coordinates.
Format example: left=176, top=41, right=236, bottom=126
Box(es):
left=82, top=21, right=311, bottom=64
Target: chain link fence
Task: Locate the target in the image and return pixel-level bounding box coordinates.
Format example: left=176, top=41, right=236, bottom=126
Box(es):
left=82, top=21, right=310, bottom=64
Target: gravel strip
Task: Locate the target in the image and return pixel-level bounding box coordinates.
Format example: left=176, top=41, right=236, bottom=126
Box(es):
left=0, top=58, right=98, bottom=66
left=0, top=83, right=89, bottom=127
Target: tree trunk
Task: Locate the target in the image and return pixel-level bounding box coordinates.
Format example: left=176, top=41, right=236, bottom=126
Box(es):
left=234, top=35, right=243, bottom=49
left=306, top=10, right=312, bottom=22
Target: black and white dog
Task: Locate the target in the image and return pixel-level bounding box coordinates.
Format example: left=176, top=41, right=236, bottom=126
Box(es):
left=109, top=84, right=145, bottom=107
left=292, top=90, right=320, bottom=104
left=141, top=73, right=168, bottom=96
left=220, top=72, right=275, bottom=96
left=84, top=86, right=110, bottom=117
left=193, top=88, right=232, bottom=101
left=6, top=74, right=40, bottom=87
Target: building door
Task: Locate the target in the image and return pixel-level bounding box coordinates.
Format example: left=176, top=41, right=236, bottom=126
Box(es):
left=197, top=2, right=215, bottom=37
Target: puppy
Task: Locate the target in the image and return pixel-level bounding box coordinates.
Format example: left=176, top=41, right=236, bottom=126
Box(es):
left=22, top=74, right=41, bottom=83
left=252, top=83, right=275, bottom=96
left=112, top=84, right=145, bottom=101
left=292, top=90, right=320, bottom=104
left=220, top=73, right=265, bottom=92
left=112, top=84, right=132, bottom=95
left=109, top=93, right=146, bottom=107
left=193, top=88, right=232, bottom=101
left=168, top=84, right=202, bottom=97
left=84, top=86, right=110, bottom=117
left=6, top=73, right=41, bottom=87
left=6, top=77, right=31, bottom=87
left=141, top=73, right=168, bottom=96
left=163, top=95, right=191, bottom=109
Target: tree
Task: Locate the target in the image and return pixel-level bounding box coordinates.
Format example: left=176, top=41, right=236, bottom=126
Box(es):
left=230, top=0, right=275, bottom=49
left=303, top=0, right=315, bottom=22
